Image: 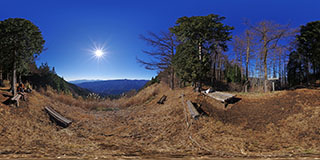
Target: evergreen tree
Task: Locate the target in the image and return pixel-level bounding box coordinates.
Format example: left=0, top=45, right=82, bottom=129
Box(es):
left=287, top=51, right=304, bottom=85
left=173, top=42, right=211, bottom=85
left=287, top=21, right=320, bottom=86
left=170, top=14, right=233, bottom=91
left=0, top=18, right=45, bottom=95
left=224, top=62, right=242, bottom=83
left=296, top=21, right=320, bottom=79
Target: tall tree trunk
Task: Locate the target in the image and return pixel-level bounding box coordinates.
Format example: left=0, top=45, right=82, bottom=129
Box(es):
left=299, top=56, right=303, bottom=85
left=171, top=67, right=175, bottom=90
left=18, top=74, right=22, bottom=83
left=170, top=43, right=175, bottom=90
left=0, top=68, right=2, bottom=80
left=12, top=52, right=17, bottom=96
left=305, top=62, right=309, bottom=84
left=240, top=49, right=243, bottom=81
left=211, top=68, right=214, bottom=86
left=198, top=42, right=202, bottom=61
left=283, top=53, right=287, bottom=87
left=198, top=42, right=202, bottom=92
left=244, top=38, right=250, bottom=92
left=216, top=53, right=219, bottom=80
left=273, top=53, right=276, bottom=78
left=0, top=68, right=3, bottom=87
left=263, top=37, right=268, bottom=92
left=245, top=61, right=249, bottom=80
left=219, top=56, right=222, bottom=81
left=213, top=61, right=216, bottom=83
left=278, top=53, right=282, bottom=87
left=214, top=53, right=218, bottom=81
left=245, top=30, right=250, bottom=81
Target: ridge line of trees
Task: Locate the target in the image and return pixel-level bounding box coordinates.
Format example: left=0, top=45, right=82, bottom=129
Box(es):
left=138, top=15, right=320, bottom=92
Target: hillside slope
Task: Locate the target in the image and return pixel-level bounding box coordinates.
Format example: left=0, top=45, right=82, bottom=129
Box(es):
left=23, top=63, right=91, bottom=97
left=0, top=84, right=320, bottom=159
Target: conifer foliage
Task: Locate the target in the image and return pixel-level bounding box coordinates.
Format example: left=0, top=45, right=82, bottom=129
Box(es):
left=288, top=21, right=320, bottom=86
left=171, top=14, right=233, bottom=91
left=0, top=18, right=45, bottom=95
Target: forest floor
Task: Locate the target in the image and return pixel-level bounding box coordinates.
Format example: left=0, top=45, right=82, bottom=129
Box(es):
left=0, top=82, right=320, bottom=159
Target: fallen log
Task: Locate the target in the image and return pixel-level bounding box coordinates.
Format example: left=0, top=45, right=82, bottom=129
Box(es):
left=186, top=100, right=200, bottom=119
left=45, top=106, right=72, bottom=128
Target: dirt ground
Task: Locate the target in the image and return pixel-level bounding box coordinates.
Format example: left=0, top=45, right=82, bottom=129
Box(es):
left=0, top=83, right=320, bottom=159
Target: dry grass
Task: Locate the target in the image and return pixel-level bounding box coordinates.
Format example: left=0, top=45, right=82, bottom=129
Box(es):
left=0, top=83, right=320, bottom=159
left=39, top=84, right=160, bottom=111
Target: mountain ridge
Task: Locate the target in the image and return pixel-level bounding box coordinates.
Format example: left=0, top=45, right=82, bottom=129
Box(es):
left=69, top=79, right=101, bottom=84
left=73, top=79, right=149, bottom=96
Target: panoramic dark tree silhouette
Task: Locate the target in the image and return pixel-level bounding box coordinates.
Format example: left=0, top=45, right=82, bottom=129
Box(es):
left=0, top=18, right=45, bottom=96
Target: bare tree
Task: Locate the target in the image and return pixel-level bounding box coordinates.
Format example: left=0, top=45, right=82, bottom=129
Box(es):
left=244, top=30, right=255, bottom=80
left=137, top=31, right=178, bottom=89
left=210, top=45, right=228, bottom=84
left=232, top=29, right=255, bottom=92
left=232, top=35, right=245, bottom=80
left=248, top=20, right=291, bottom=92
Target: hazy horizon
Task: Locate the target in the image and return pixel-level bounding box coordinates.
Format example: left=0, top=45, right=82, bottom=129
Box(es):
left=68, top=78, right=150, bottom=82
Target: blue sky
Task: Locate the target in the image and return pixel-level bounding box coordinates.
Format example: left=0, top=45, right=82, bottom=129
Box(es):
left=1, top=0, right=319, bottom=81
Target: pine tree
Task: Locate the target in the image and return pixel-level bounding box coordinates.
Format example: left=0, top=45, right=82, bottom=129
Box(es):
left=0, top=18, right=45, bottom=96
left=170, top=14, right=233, bottom=91
left=296, top=21, right=320, bottom=79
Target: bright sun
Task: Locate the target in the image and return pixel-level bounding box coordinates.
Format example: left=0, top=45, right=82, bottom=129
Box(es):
left=89, top=41, right=107, bottom=61
left=95, top=49, right=104, bottom=57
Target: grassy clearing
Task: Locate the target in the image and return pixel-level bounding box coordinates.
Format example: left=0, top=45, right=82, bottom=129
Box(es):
left=0, top=83, right=320, bottom=158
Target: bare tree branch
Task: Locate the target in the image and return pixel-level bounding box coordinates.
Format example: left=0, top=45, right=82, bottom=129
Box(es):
left=137, top=31, right=178, bottom=89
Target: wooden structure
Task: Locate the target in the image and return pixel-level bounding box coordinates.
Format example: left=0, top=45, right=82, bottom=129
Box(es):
left=11, top=94, right=22, bottom=107
left=204, top=91, right=235, bottom=107
left=157, top=95, right=167, bottom=104
left=186, top=100, right=200, bottom=119
left=45, top=106, right=72, bottom=128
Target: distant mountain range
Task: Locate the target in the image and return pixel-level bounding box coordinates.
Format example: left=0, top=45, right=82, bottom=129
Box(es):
left=69, top=80, right=100, bottom=84
left=70, top=79, right=149, bottom=96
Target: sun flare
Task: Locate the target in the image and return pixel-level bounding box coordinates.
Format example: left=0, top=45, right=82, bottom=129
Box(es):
left=95, top=49, right=104, bottom=57
left=89, top=41, right=108, bottom=61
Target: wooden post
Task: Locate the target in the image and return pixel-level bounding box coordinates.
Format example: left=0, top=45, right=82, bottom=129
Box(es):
left=12, top=52, right=17, bottom=96
left=272, top=81, right=275, bottom=92
left=264, top=80, right=268, bottom=93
